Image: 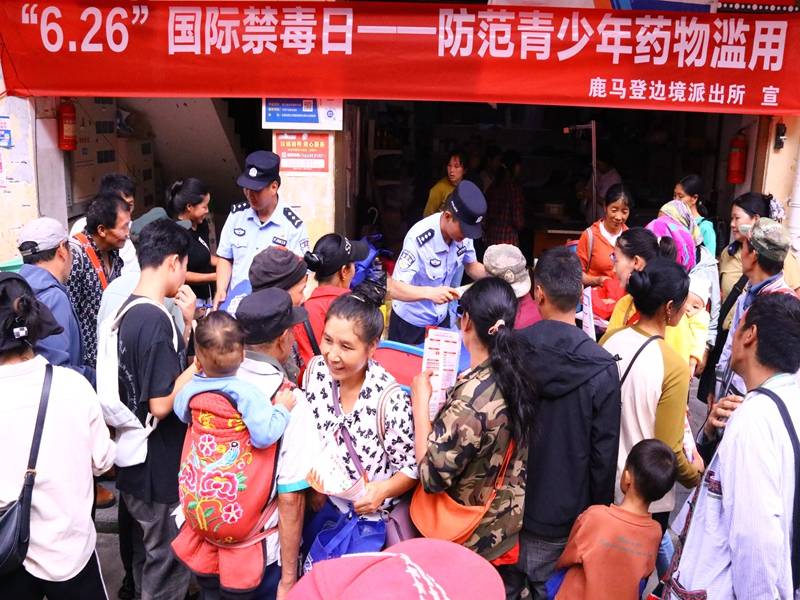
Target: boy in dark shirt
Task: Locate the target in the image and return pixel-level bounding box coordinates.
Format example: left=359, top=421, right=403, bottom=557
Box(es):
left=115, top=219, right=196, bottom=600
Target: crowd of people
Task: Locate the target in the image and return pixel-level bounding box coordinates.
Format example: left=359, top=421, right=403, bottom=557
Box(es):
left=1, top=146, right=800, bottom=600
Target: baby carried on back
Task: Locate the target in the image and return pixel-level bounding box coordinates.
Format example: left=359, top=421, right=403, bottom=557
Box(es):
left=171, top=311, right=295, bottom=593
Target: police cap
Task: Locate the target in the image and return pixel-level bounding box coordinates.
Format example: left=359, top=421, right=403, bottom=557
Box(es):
left=237, top=151, right=281, bottom=191
left=446, top=180, right=487, bottom=240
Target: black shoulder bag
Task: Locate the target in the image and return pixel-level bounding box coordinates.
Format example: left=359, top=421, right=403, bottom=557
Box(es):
left=752, top=386, right=800, bottom=591
left=697, top=274, right=748, bottom=402
left=0, top=364, right=53, bottom=576
left=620, top=335, right=663, bottom=385
left=303, top=319, right=322, bottom=356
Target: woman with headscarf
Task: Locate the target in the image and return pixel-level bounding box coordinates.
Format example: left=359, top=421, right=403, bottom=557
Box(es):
left=650, top=201, right=721, bottom=370
left=646, top=200, right=702, bottom=272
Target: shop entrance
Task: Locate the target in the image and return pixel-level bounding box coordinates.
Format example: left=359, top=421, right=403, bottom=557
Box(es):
left=350, top=101, right=759, bottom=262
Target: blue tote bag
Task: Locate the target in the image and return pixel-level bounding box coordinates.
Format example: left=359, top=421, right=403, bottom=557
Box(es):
left=303, top=509, right=385, bottom=573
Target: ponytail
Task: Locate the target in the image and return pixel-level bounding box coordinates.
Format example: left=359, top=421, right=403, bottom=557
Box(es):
left=627, top=258, right=689, bottom=318
left=326, top=274, right=387, bottom=344
left=0, top=274, right=57, bottom=356
left=658, top=236, right=677, bottom=262
left=460, top=278, right=537, bottom=444
left=678, top=174, right=707, bottom=218
left=616, top=227, right=677, bottom=265
left=165, top=177, right=209, bottom=219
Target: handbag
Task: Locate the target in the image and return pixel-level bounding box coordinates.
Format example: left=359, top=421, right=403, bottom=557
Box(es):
left=0, top=364, right=53, bottom=576
left=303, top=509, right=386, bottom=573
left=372, top=384, right=419, bottom=547
left=303, top=381, right=389, bottom=570
left=410, top=440, right=515, bottom=545
left=697, top=274, right=747, bottom=402
left=384, top=493, right=416, bottom=547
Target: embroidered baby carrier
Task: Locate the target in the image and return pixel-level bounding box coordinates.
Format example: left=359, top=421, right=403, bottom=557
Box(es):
left=171, top=390, right=280, bottom=593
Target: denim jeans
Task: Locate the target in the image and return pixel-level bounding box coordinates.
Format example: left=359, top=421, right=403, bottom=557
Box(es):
left=499, top=531, right=568, bottom=600
left=657, top=530, right=675, bottom=578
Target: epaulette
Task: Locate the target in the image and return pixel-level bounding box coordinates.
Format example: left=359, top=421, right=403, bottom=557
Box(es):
left=230, top=202, right=249, bottom=213
left=416, top=229, right=435, bottom=247
left=283, top=207, right=303, bottom=228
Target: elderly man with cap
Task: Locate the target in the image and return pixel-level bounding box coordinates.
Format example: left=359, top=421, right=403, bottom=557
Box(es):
left=714, top=217, right=798, bottom=403
left=18, top=217, right=96, bottom=386
left=234, top=288, right=320, bottom=599
left=388, top=180, right=489, bottom=345
left=214, top=151, right=310, bottom=309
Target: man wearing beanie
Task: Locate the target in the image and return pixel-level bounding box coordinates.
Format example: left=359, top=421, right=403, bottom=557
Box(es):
left=220, top=246, right=308, bottom=315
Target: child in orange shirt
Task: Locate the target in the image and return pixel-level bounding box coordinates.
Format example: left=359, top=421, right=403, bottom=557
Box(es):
left=551, top=439, right=678, bottom=600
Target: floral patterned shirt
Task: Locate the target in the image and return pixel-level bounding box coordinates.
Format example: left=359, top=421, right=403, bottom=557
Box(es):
left=302, top=355, right=418, bottom=511
left=66, top=231, right=123, bottom=368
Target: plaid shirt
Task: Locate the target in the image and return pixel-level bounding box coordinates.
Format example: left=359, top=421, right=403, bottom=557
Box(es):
left=66, top=231, right=123, bottom=368
left=484, top=180, right=524, bottom=247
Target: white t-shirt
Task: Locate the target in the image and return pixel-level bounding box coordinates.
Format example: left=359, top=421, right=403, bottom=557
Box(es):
left=237, top=353, right=320, bottom=566
left=598, top=221, right=622, bottom=247
left=0, top=356, right=115, bottom=581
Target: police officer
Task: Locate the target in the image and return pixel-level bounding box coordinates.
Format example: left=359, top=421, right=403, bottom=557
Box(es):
left=214, top=151, right=310, bottom=309
left=388, top=180, right=489, bottom=345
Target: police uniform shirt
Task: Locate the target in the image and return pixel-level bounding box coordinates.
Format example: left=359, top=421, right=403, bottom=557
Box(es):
left=392, top=212, right=476, bottom=328
left=217, top=201, right=310, bottom=291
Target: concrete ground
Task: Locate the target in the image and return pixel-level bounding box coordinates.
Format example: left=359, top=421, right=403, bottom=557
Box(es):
left=95, top=483, right=124, bottom=598
left=94, top=382, right=709, bottom=599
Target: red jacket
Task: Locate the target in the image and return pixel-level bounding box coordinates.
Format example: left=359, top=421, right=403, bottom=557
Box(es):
left=294, top=285, right=350, bottom=365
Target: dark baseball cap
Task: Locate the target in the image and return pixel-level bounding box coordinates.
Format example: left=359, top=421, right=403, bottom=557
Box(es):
left=446, top=180, right=487, bottom=239
left=237, top=151, right=281, bottom=191
left=249, top=246, right=308, bottom=292
left=305, top=234, right=370, bottom=278
left=235, top=288, right=308, bottom=344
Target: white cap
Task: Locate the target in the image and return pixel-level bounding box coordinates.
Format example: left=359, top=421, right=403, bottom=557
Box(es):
left=688, top=273, right=710, bottom=307
left=18, top=217, right=68, bottom=257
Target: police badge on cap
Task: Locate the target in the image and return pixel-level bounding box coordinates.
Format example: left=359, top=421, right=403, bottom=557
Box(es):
left=447, top=181, right=488, bottom=240
left=237, top=151, right=281, bottom=191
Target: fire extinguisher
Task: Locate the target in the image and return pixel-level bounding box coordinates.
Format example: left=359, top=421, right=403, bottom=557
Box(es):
left=727, top=130, right=748, bottom=185
left=57, top=99, right=76, bottom=151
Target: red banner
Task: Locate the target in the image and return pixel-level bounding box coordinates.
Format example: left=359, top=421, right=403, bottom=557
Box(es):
left=1, top=1, right=798, bottom=113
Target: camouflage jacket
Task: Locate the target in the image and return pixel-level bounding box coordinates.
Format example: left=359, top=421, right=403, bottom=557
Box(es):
left=419, top=360, right=528, bottom=560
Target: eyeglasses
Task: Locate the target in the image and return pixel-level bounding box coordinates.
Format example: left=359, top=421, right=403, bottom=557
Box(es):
left=456, top=304, right=465, bottom=319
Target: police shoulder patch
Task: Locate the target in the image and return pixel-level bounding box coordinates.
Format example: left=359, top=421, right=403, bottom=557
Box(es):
left=231, top=202, right=249, bottom=213
left=416, top=229, right=435, bottom=247
left=283, top=207, right=303, bottom=228
left=398, top=249, right=416, bottom=270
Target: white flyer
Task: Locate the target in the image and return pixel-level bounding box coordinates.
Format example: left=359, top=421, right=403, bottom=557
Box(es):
left=422, top=327, right=462, bottom=421
left=307, top=442, right=366, bottom=502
